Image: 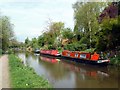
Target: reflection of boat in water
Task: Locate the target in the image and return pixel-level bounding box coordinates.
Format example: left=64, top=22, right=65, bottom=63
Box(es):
left=40, top=56, right=60, bottom=63
left=61, top=59, right=109, bottom=78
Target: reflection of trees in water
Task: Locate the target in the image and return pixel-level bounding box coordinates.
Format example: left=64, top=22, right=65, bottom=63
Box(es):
left=61, top=60, right=116, bottom=88
left=25, top=52, right=29, bottom=58
left=38, top=56, right=70, bottom=80
left=25, top=52, right=38, bottom=60
left=74, top=66, right=118, bottom=88
left=107, top=66, right=119, bottom=80
left=24, top=52, right=38, bottom=66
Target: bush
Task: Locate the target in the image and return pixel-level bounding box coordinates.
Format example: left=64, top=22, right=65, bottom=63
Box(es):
left=57, top=47, right=62, bottom=53
left=64, top=42, right=87, bottom=51
left=64, top=44, right=75, bottom=51
left=110, top=55, right=120, bottom=66
left=83, top=48, right=95, bottom=53
left=48, top=45, right=56, bottom=50
left=0, top=49, right=2, bottom=55
left=8, top=49, right=14, bottom=54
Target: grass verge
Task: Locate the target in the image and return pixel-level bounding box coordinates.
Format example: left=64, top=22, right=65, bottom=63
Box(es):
left=110, top=56, right=120, bottom=66
left=9, top=54, right=52, bottom=88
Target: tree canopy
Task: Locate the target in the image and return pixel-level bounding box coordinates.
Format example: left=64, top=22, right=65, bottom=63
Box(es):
left=0, top=14, right=15, bottom=52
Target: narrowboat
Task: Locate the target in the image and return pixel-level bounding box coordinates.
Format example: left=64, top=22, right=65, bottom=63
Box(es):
left=34, top=49, right=40, bottom=53
left=40, top=50, right=61, bottom=57
left=61, top=50, right=110, bottom=66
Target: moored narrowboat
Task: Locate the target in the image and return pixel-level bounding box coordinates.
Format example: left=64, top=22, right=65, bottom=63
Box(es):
left=40, top=50, right=61, bottom=57
left=61, top=50, right=110, bottom=66
left=34, top=49, right=40, bottom=53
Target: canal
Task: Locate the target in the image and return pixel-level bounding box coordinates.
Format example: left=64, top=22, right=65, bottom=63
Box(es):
left=17, top=52, right=119, bottom=88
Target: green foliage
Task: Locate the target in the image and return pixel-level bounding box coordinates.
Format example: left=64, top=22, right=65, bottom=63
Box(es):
left=57, top=47, right=62, bottom=53
left=0, top=49, right=2, bottom=55
left=0, top=15, right=15, bottom=51
left=62, top=28, right=74, bottom=40
left=100, top=18, right=118, bottom=31
left=31, top=38, right=39, bottom=49
left=29, top=22, right=64, bottom=49
left=23, top=2, right=119, bottom=53
left=96, top=16, right=120, bottom=51
left=25, top=37, right=30, bottom=45
left=48, top=45, right=55, bottom=50
left=9, top=54, right=52, bottom=88
left=83, top=48, right=95, bottom=53
left=8, top=49, right=14, bottom=54
left=38, top=35, right=45, bottom=47
left=73, top=2, right=107, bottom=49
left=110, top=56, right=120, bottom=66
left=64, top=44, right=75, bottom=51
left=79, top=37, right=88, bottom=45
left=64, top=42, right=87, bottom=51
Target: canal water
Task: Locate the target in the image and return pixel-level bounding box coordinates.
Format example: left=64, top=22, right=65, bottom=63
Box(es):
left=17, top=52, right=119, bottom=88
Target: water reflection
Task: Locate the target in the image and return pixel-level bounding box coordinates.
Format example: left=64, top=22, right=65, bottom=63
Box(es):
left=61, top=60, right=109, bottom=79
left=40, top=56, right=59, bottom=63
left=17, top=52, right=119, bottom=88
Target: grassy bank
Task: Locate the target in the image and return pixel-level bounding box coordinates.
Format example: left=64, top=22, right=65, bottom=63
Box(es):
left=110, top=56, right=120, bottom=66
left=9, top=54, right=52, bottom=88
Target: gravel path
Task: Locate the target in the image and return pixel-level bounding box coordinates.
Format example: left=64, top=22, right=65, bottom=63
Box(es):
left=0, top=55, right=10, bottom=89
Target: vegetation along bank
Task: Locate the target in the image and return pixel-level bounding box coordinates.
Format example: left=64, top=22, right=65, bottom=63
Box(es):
left=9, top=54, right=52, bottom=88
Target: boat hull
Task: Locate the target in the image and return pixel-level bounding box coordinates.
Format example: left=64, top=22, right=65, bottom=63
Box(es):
left=61, top=55, right=109, bottom=66
left=40, top=50, right=61, bottom=57
left=40, top=52, right=61, bottom=57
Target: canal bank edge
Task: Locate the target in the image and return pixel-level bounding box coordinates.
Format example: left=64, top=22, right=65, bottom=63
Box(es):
left=8, top=54, right=52, bottom=88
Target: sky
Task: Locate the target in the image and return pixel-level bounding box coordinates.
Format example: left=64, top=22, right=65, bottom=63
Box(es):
left=0, top=0, right=117, bottom=42
left=0, top=0, right=78, bottom=42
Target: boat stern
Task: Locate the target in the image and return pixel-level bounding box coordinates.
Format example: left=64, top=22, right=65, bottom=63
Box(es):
left=97, top=59, right=110, bottom=64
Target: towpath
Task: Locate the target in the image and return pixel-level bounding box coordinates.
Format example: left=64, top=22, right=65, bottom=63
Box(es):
left=0, top=55, right=10, bottom=89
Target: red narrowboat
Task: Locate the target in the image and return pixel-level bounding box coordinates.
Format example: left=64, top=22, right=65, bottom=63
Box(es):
left=61, top=50, right=110, bottom=66
left=40, top=50, right=61, bottom=57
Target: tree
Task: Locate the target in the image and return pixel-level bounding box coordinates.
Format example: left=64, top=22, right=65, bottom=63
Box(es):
left=31, top=38, right=39, bottom=49
left=38, top=35, right=45, bottom=47
left=25, top=37, right=29, bottom=44
left=0, top=13, right=2, bottom=50
left=73, top=2, right=107, bottom=49
left=62, top=28, right=74, bottom=43
left=25, top=37, right=30, bottom=47
left=0, top=15, right=15, bottom=52
left=39, top=21, right=65, bottom=49
left=96, top=2, right=120, bottom=51
left=97, top=14, right=120, bottom=51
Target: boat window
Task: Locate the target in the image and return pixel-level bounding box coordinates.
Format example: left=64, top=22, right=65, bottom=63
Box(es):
left=75, top=53, right=78, bottom=57
left=67, top=52, right=70, bottom=56
left=80, top=54, right=86, bottom=59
